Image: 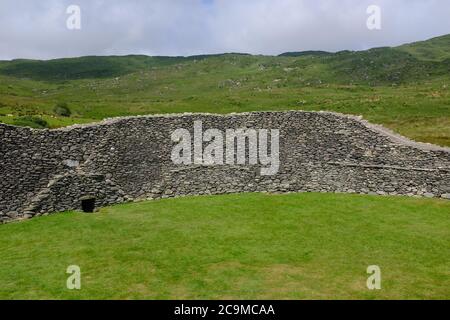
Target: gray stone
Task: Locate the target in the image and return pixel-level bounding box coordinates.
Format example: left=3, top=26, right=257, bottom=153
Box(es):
left=0, top=110, right=449, bottom=223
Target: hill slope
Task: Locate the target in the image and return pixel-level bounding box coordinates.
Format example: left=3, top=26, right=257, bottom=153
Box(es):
left=1, top=35, right=450, bottom=83
left=0, top=55, right=200, bottom=81
left=0, top=35, right=449, bottom=146
left=396, top=34, right=450, bottom=61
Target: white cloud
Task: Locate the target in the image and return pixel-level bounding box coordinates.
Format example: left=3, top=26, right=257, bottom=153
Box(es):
left=0, top=0, right=449, bottom=60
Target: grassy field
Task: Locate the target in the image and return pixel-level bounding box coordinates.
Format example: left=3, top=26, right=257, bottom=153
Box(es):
left=0, top=35, right=449, bottom=146
left=0, top=192, right=448, bottom=300
left=1, top=35, right=449, bottom=300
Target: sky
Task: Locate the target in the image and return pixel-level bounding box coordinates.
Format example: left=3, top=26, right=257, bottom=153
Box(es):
left=1, top=0, right=449, bottom=60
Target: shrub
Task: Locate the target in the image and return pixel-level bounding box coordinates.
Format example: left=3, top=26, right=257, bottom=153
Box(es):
left=13, top=116, right=49, bottom=129
left=53, top=102, right=71, bottom=117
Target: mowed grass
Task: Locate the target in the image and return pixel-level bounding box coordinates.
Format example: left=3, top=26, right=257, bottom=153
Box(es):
left=0, top=192, right=448, bottom=300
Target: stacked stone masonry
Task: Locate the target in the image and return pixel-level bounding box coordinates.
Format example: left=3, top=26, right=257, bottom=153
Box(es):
left=1, top=111, right=449, bottom=223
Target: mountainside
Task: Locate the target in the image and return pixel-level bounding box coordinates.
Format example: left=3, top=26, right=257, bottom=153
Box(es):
left=325, top=47, right=449, bottom=84
left=1, top=35, right=449, bottom=82
left=0, top=53, right=254, bottom=81
left=0, top=35, right=449, bottom=146
left=397, top=34, right=450, bottom=61
left=278, top=51, right=331, bottom=57
left=0, top=55, right=201, bottom=81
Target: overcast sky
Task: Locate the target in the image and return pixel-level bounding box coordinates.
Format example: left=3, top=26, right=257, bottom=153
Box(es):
left=1, top=0, right=449, bottom=60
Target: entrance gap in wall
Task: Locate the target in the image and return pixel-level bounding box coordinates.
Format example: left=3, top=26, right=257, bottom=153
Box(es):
left=81, top=197, right=96, bottom=213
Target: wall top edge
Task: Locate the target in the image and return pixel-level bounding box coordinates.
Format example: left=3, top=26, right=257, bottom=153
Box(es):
left=1, top=110, right=449, bottom=153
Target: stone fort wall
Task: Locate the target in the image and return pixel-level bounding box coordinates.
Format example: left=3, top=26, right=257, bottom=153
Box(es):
left=1, top=111, right=449, bottom=223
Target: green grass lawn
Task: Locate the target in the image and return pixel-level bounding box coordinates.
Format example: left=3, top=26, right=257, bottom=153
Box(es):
left=0, top=192, right=448, bottom=300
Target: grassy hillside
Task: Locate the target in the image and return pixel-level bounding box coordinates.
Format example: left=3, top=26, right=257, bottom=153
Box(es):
left=397, top=34, right=450, bottom=61
left=279, top=50, right=332, bottom=57
left=0, top=35, right=449, bottom=146
left=0, top=192, right=448, bottom=299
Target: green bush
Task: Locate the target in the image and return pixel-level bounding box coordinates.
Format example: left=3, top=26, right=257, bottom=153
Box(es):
left=53, top=102, right=71, bottom=117
left=13, top=116, right=49, bottom=129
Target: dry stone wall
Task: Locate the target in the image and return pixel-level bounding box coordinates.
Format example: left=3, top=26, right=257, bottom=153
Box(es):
left=1, top=111, right=449, bottom=223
